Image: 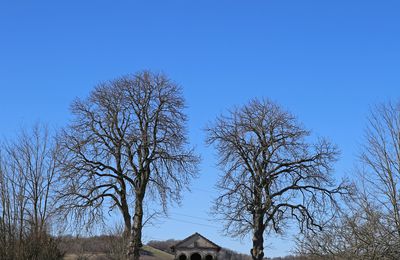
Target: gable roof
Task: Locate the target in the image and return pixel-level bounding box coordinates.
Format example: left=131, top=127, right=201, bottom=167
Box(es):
left=171, top=232, right=221, bottom=252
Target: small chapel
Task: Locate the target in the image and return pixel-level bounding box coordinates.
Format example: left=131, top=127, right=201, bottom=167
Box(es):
left=171, top=233, right=221, bottom=260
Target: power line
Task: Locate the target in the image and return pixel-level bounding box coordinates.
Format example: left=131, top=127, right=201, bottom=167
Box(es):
left=150, top=211, right=222, bottom=230
left=191, top=187, right=215, bottom=193
left=169, top=212, right=215, bottom=222
left=167, top=217, right=220, bottom=229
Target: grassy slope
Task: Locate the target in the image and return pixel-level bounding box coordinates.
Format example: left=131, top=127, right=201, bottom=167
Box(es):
left=141, top=245, right=174, bottom=260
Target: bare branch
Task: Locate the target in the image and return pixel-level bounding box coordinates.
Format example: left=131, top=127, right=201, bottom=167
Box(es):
left=206, top=98, right=347, bottom=260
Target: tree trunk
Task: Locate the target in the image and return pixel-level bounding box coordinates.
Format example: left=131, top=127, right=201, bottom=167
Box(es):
left=128, top=192, right=145, bottom=260
left=120, top=194, right=131, bottom=239
left=122, top=208, right=131, bottom=239
left=251, top=211, right=265, bottom=260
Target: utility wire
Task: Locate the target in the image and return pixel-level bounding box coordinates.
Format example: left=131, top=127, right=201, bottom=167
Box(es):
left=169, top=212, right=215, bottom=222
left=167, top=217, right=220, bottom=229
left=191, top=187, right=215, bottom=193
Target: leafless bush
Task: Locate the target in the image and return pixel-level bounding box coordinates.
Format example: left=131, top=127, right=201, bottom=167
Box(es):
left=104, top=225, right=130, bottom=260
left=297, top=191, right=400, bottom=259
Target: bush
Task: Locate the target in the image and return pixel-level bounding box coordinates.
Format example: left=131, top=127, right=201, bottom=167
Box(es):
left=0, top=230, right=64, bottom=260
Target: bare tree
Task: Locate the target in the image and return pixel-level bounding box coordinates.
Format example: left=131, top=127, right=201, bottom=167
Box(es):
left=360, top=101, right=400, bottom=240
left=58, top=71, right=199, bottom=260
left=296, top=101, right=400, bottom=260
left=297, top=189, right=400, bottom=260
left=0, top=124, right=63, bottom=259
left=0, top=144, right=27, bottom=259
left=206, top=99, right=347, bottom=260
left=12, top=125, right=60, bottom=238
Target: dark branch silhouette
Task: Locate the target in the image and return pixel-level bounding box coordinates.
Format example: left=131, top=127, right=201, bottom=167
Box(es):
left=206, top=98, right=347, bottom=260
left=58, top=71, right=199, bottom=260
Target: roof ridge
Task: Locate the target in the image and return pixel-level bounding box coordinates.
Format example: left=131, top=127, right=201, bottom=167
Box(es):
left=171, top=232, right=221, bottom=251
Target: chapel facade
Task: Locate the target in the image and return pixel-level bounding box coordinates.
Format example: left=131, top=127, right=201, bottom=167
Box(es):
left=171, top=233, right=221, bottom=260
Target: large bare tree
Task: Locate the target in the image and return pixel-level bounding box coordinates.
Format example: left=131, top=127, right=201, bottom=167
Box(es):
left=206, top=99, right=346, bottom=260
left=58, top=71, right=199, bottom=260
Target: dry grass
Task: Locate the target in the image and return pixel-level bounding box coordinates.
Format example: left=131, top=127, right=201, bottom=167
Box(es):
left=63, top=245, right=174, bottom=260
left=141, top=245, right=174, bottom=259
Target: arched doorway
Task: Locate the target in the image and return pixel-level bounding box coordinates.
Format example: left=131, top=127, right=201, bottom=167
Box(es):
left=205, top=255, right=213, bottom=260
left=179, top=254, right=187, bottom=260
left=190, top=253, right=202, bottom=260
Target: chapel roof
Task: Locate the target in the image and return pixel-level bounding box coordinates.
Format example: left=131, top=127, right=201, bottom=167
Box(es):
left=171, top=232, right=221, bottom=252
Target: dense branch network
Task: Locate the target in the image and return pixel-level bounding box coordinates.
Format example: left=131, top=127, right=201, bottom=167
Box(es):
left=58, top=71, right=199, bottom=260
left=206, top=98, right=347, bottom=260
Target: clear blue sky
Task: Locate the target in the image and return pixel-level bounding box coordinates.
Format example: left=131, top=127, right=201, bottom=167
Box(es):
left=1, top=0, right=399, bottom=257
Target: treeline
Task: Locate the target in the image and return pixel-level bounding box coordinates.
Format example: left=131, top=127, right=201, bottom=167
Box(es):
left=0, top=125, right=64, bottom=259
left=59, top=235, right=128, bottom=259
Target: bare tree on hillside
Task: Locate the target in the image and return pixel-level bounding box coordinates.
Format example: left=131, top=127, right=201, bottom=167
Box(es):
left=206, top=99, right=347, bottom=260
left=58, top=71, right=199, bottom=260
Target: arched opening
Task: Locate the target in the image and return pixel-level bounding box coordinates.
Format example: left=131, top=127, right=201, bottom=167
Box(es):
left=205, top=255, right=213, bottom=260
left=190, top=252, right=202, bottom=260
left=179, top=254, right=187, bottom=260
